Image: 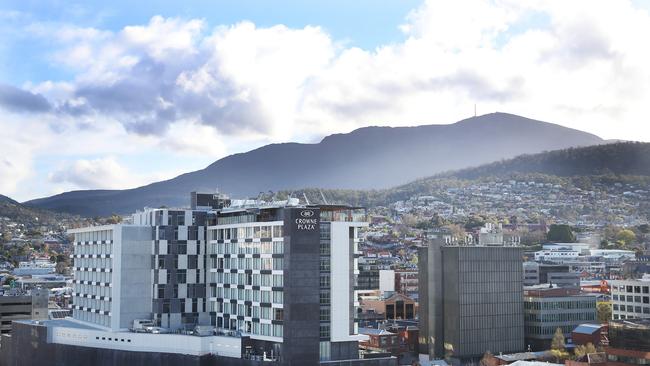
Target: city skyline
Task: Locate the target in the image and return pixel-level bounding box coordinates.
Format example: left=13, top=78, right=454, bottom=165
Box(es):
left=2, top=0, right=650, bottom=201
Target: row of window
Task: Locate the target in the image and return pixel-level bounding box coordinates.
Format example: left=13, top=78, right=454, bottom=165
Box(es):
left=73, top=283, right=111, bottom=298
left=613, top=295, right=650, bottom=304
left=524, top=300, right=596, bottom=310
left=214, top=302, right=284, bottom=320
left=613, top=304, right=650, bottom=314
left=73, top=297, right=111, bottom=312
left=524, top=311, right=595, bottom=322
left=612, top=285, right=650, bottom=294
left=213, top=225, right=283, bottom=240
left=525, top=324, right=574, bottom=335
left=76, top=271, right=111, bottom=283
left=214, top=288, right=283, bottom=303
left=218, top=318, right=283, bottom=338
left=214, top=257, right=283, bottom=271
left=211, top=241, right=284, bottom=255
left=73, top=309, right=110, bottom=327
left=74, top=243, right=113, bottom=255
left=213, top=272, right=283, bottom=287
left=74, top=230, right=113, bottom=242
left=74, top=258, right=112, bottom=269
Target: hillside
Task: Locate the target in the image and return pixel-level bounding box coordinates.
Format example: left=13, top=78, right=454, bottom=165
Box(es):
left=285, top=142, right=650, bottom=207
left=0, top=194, right=75, bottom=226
left=448, top=142, right=650, bottom=179
left=25, top=112, right=603, bottom=216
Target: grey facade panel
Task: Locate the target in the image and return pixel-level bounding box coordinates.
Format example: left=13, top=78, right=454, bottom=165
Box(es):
left=281, top=207, right=321, bottom=365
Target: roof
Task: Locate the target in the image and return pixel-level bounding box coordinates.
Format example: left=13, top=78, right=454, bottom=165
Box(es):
left=573, top=324, right=602, bottom=335
left=509, top=361, right=563, bottom=366
left=495, top=352, right=541, bottom=362
left=358, top=327, right=395, bottom=336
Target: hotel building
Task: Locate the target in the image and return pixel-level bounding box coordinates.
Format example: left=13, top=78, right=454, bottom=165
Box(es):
left=0, top=194, right=394, bottom=366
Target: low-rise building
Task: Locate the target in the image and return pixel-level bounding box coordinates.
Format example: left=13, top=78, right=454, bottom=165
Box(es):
left=360, top=293, right=417, bottom=320
left=523, top=286, right=598, bottom=350
left=0, top=289, right=48, bottom=333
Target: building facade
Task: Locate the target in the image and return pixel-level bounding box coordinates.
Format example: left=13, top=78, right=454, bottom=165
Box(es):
left=1, top=195, right=397, bottom=366
left=610, top=277, right=650, bottom=320
left=419, top=233, right=525, bottom=360
left=0, top=289, right=48, bottom=333
left=206, top=203, right=368, bottom=364
left=523, top=287, right=598, bottom=350
left=607, top=319, right=650, bottom=366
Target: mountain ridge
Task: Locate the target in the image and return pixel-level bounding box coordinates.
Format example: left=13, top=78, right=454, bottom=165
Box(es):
left=24, top=112, right=604, bottom=216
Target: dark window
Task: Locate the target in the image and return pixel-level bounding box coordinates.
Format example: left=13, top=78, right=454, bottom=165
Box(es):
left=386, top=304, right=395, bottom=319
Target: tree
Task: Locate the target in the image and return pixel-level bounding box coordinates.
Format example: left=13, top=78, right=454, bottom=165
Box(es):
left=575, top=343, right=597, bottom=359
left=550, top=328, right=569, bottom=362
left=597, top=302, right=612, bottom=323
left=617, top=229, right=636, bottom=246
left=547, top=224, right=575, bottom=242
left=106, top=214, right=123, bottom=224
left=551, top=327, right=566, bottom=351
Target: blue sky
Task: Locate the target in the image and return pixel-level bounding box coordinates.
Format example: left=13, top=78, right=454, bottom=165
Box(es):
left=1, top=0, right=650, bottom=201
left=0, top=0, right=420, bottom=85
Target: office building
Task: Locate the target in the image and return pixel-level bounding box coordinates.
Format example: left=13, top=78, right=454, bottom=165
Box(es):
left=610, top=275, right=650, bottom=320
left=419, top=232, right=525, bottom=360
left=523, top=286, right=597, bottom=350
left=523, top=262, right=580, bottom=288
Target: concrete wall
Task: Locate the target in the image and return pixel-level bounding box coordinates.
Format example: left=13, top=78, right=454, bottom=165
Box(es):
left=114, top=226, right=154, bottom=330
left=331, top=222, right=353, bottom=343
left=0, top=322, right=257, bottom=366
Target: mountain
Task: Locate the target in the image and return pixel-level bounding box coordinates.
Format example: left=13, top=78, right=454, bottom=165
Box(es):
left=25, top=112, right=603, bottom=216
left=288, top=142, right=650, bottom=208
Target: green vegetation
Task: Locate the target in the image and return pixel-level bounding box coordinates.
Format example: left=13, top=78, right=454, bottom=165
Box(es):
left=597, top=302, right=612, bottom=323
left=547, top=224, right=576, bottom=243
left=574, top=343, right=597, bottom=358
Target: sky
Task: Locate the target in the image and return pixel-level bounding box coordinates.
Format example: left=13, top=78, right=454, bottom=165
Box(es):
left=1, top=0, right=650, bottom=202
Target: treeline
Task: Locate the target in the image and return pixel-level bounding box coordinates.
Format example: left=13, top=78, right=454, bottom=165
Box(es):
left=446, top=142, right=650, bottom=179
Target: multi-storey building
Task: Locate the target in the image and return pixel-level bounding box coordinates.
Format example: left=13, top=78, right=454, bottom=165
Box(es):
left=419, top=232, right=525, bottom=360
left=206, top=201, right=369, bottom=364
left=0, top=289, right=48, bottom=333
left=68, top=224, right=152, bottom=330
left=610, top=276, right=650, bottom=320
left=523, top=286, right=597, bottom=350
left=131, top=207, right=213, bottom=330
left=1, top=194, right=395, bottom=366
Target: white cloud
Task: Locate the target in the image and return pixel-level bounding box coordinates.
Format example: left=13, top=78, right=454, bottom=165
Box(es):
left=2, top=0, right=650, bottom=199
left=48, top=156, right=184, bottom=190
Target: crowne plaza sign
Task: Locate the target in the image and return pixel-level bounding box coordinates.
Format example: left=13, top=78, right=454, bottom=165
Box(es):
left=295, top=209, right=318, bottom=230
